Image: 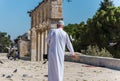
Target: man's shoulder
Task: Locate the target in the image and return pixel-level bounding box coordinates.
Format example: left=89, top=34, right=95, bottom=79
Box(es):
left=62, top=30, right=68, bottom=35
left=50, top=29, right=55, bottom=31
left=49, top=29, right=56, bottom=33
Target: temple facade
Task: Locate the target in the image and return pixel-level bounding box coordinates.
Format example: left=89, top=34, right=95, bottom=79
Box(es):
left=29, top=0, right=63, bottom=61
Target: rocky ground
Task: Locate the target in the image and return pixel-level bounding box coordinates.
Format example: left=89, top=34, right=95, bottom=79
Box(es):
left=0, top=54, right=120, bottom=81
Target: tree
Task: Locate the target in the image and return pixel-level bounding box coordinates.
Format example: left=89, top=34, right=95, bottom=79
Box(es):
left=98, top=0, right=113, bottom=11
left=91, top=7, right=120, bottom=57
left=0, top=32, right=11, bottom=53
left=64, top=1, right=120, bottom=58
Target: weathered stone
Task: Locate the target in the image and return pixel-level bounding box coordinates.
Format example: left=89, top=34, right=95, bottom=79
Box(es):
left=65, top=52, right=120, bottom=70
left=17, top=31, right=30, bottom=58
left=18, top=40, right=30, bottom=57
left=29, top=0, right=63, bottom=61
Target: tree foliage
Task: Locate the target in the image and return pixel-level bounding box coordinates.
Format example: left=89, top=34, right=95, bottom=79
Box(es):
left=98, top=0, right=113, bottom=11
left=0, top=32, right=11, bottom=52
left=64, top=0, right=120, bottom=58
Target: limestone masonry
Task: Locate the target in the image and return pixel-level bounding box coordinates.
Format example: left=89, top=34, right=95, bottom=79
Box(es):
left=29, top=0, right=63, bottom=61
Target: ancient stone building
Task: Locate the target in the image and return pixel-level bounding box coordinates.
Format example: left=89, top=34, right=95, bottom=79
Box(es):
left=17, top=31, right=30, bottom=57
left=29, top=0, right=63, bottom=61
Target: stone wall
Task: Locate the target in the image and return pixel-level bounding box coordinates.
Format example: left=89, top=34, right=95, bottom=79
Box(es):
left=65, top=52, right=120, bottom=70
left=18, top=40, right=30, bottom=57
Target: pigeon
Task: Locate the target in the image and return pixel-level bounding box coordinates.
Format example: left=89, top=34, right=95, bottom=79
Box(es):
left=0, top=60, right=3, bottom=64
left=2, top=74, right=5, bottom=77
left=23, top=74, right=28, bottom=77
left=44, top=75, right=48, bottom=77
left=6, top=74, right=13, bottom=78
left=2, top=74, right=13, bottom=78
left=13, top=69, right=17, bottom=73
left=43, top=61, right=47, bottom=64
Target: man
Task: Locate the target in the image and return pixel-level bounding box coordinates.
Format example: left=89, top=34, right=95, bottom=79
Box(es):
left=46, top=20, right=76, bottom=81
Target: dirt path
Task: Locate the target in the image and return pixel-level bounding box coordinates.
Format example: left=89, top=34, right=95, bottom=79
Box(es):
left=0, top=54, right=120, bottom=81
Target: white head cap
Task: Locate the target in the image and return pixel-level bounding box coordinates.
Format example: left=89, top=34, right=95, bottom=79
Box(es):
left=58, top=20, right=64, bottom=25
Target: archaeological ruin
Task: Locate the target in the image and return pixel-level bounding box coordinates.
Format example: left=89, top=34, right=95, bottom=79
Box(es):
left=29, top=0, right=63, bottom=61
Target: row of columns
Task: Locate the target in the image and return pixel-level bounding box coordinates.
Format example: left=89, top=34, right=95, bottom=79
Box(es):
left=32, top=3, right=50, bottom=27
left=31, top=28, right=48, bottom=61
left=30, top=0, right=63, bottom=61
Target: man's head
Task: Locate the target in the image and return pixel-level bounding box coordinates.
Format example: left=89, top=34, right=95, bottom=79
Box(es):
left=57, top=20, right=64, bottom=28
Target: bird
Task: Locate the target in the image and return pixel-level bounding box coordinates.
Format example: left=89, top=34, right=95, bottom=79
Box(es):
left=67, top=0, right=72, bottom=2
left=6, top=75, right=11, bottom=78
left=43, top=61, right=47, bottom=64
left=2, top=74, right=5, bottom=77
left=0, top=60, right=3, bottom=64
left=22, top=74, right=29, bottom=77
left=13, top=69, right=17, bottom=73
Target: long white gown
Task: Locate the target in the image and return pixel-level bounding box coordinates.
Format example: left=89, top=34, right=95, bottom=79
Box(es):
left=46, top=28, right=74, bottom=81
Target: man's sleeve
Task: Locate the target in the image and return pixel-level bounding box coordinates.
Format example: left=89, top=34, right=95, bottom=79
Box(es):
left=66, top=34, right=75, bottom=55
left=46, top=29, right=53, bottom=45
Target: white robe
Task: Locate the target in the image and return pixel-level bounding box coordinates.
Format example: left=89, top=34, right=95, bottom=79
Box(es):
left=46, top=28, right=74, bottom=81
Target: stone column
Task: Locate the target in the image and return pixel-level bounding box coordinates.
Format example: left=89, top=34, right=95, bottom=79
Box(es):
left=34, top=13, right=36, bottom=27
left=36, top=32, right=38, bottom=61
left=33, top=16, right=35, bottom=27
left=43, top=31, right=45, bottom=55
left=40, top=32, right=44, bottom=61
left=31, top=28, right=37, bottom=61
left=36, top=11, right=39, bottom=25
left=45, top=30, right=48, bottom=54
left=31, top=16, right=33, bottom=28
left=37, top=32, right=41, bottom=61
left=38, top=10, right=40, bottom=24
left=40, top=10, right=43, bottom=23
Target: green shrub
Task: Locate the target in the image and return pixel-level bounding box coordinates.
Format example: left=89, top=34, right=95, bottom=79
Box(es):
left=84, top=45, right=112, bottom=57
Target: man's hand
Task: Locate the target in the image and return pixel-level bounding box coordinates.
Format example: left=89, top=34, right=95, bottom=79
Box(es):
left=72, top=54, right=79, bottom=61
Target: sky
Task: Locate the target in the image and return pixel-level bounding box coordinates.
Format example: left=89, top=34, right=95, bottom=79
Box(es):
left=0, top=0, right=120, bottom=40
